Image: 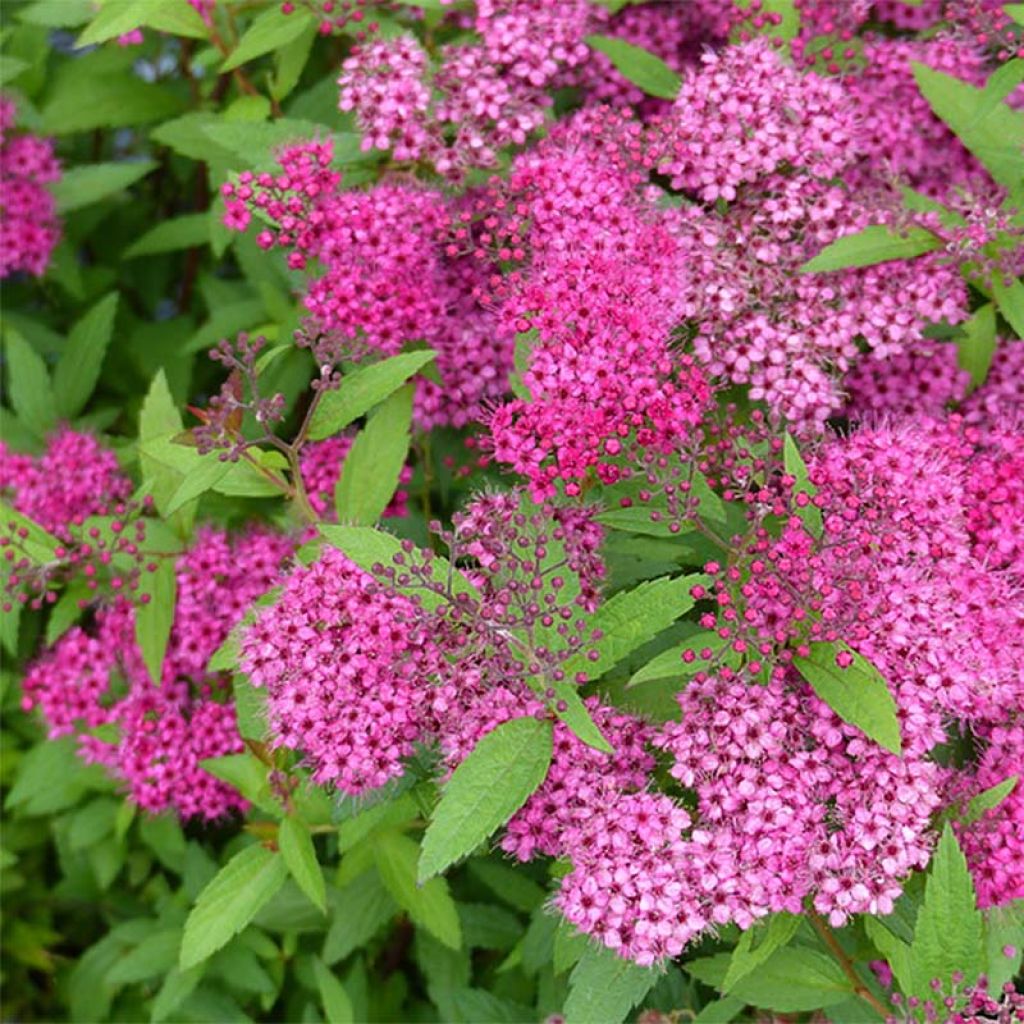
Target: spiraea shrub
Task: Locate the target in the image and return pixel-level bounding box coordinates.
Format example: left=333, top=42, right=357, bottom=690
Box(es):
left=1, top=1, right=1023, bottom=1022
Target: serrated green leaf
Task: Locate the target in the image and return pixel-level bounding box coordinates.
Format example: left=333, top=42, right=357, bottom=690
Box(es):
left=233, top=674, right=268, bottom=741
left=564, top=943, right=658, bottom=1024
left=722, top=913, right=800, bottom=991
left=910, top=825, right=985, bottom=998
left=793, top=641, right=902, bottom=754
left=3, top=329, right=55, bottom=437
left=957, top=303, right=998, bottom=390
left=801, top=224, right=941, bottom=273
left=783, top=432, right=823, bottom=538
left=0, top=500, right=62, bottom=563
left=864, top=916, right=914, bottom=995
left=135, top=558, right=177, bottom=684
left=419, top=717, right=553, bottom=881
left=309, top=350, right=437, bottom=440
left=313, top=957, right=354, bottom=1024
left=627, top=630, right=733, bottom=688
left=373, top=831, right=462, bottom=950
left=50, top=160, right=158, bottom=213
left=334, top=384, right=413, bottom=526
left=584, top=35, right=681, bottom=99
left=322, top=870, right=397, bottom=964
left=180, top=844, right=288, bottom=969
left=221, top=7, right=316, bottom=71
left=561, top=573, right=708, bottom=682
left=53, top=293, right=118, bottom=419
left=963, top=775, right=1018, bottom=825
left=279, top=817, right=327, bottom=914
left=124, top=213, right=209, bottom=259
left=165, top=455, right=232, bottom=515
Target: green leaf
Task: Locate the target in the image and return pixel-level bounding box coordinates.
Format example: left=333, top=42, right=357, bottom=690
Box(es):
left=50, top=161, right=158, bottom=214
left=45, top=579, right=91, bottom=644
left=373, top=831, right=462, bottom=950
left=43, top=73, right=183, bottom=134
left=334, top=384, right=413, bottom=526
left=221, top=7, right=316, bottom=71
left=864, top=916, right=914, bottom=995
left=467, top=860, right=546, bottom=914
left=233, top=675, right=268, bottom=741
left=135, top=558, right=177, bottom=684
left=165, top=455, right=233, bottom=515
left=561, top=573, right=708, bottom=682
left=956, top=302, right=998, bottom=390
left=0, top=55, right=29, bottom=86
left=548, top=680, right=614, bottom=754
left=279, top=817, right=327, bottom=914
left=272, top=17, right=317, bottom=101
left=963, top=775, right=1018, bottom=825
left=801, top=224, right=941, bottom=273
left=419, top=717, right=554, bottom=881
left=627, top=631, right=733, bottom=688
left=180, top=844, right=288, bottom=969
left=983, top=902, right=1024, bottom=993
left=912, top=62, right=1024, bottom=188
left=6, top=737, right=108, bottom=816
left=106, top=929, right=181, bottom=985
left=686, top=948, right=854, bottom=1012
left=783, top=433, right=823, bottom=538
left=19, top=1, right=94, bottom=27
left=313, top=957, right=354, bottom=1024
left=151, top=965, right=204, bottom=1023
left=992, top=275, right=1024, bottom=339
left=722, top=913, right=801, bottom=991
left=564, top=943, right=658, bottom=1024
left=793, top=641, right=902, bottom=754
left=0, top=500, right=62, bottom=564
left=53, top=293, right=118, bottom=419
left=76, top=0, right=207, bottom=45
left=124, top=213, right=209, bottom=259
left=3, top=329, right=56, bottom=437
left=910, top=825, right=985, bottom=997
left=583, top=35, right=681, bottom=99
left=322, top=871, right=397, bottom=964
left=309, top=351, right=438, bottom=440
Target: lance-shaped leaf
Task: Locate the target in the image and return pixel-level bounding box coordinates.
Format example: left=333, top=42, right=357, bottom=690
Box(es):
left=802, top=224, right=940, bottom=273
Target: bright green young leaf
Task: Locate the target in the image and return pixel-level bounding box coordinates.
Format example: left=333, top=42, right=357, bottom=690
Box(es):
left=910, top=825, right=985, bottom=997
left=628, top=630, right=734, bottom=688
left=45, top=579, right=91, bottom=645
left=957, top=303, right=998, bottom=390
left=722, top=912, right=801, bottom=991
left=419, top=717, right=554, bottom=881
left=165, top=456, right=233, bottom=515
left=3, top=329, right=56, bottom=438
left=76, top=0, right=207, bottom=46
left=278, top=817, right=327, bottom=914
left=584, top=35, right=681, bottom=99
left=912, top=62, right=1024, bottom=188
left=963, top=775, right=1018, bottom=825
left=334, top=384, right=414, bottom=526
left=309, top=350, right=437, bottom=440
left=547, top=678, right=614, bottom=754
left=50, top=161, right=158, bottom=213
left=783, top=432, right=823, bottom=538
left=134, top=558, right=177, bottom=684
left=373, top=831, right=462, bottom=950
left=0, top=501, right=62, bottom=564
left=313, top=957, right=354, bottom=1024
left=53, top=293, right=118, bottom=419
left=106, top=929, right=182, bottom=985
left=180, top=843, right=288, bottom=969
left=992, top=275, right=1024, bottom=339
left=561, top=573, right=709, bottom=681
left=221, top=7, right=317, bottom=71
left=124, top=213, right=209, bottom=259
left=199, top=753, right=277, bottom=813
left=151, top=965, right=204, bottom=1022
left=233, top=675, right=268, bottom=741
left=802, top=224, right=941, bottom=273
left=793, top=641, right=902, bottom=754
left=865, top=916, right=914, bottom=996
left=564, top=942, right=658, bottom=1024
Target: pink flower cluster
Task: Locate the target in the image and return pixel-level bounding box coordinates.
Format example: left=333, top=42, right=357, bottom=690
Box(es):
left=223, top=140, right=512, bottom=428
left=22, top=528, right=292, bottom=819
left=0, top=97, right=61, bottom=278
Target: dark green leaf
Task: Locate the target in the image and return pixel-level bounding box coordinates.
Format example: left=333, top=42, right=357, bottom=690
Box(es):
left=50, top=161, right=158, bottom=213
left=54, top=293, right=118, bottom=419
left=3, top=329, right=55, bottom=437
left=279, top=817, right=327, bottom=914
left=135, top=558, right=177, bottom=684
left=564, top=943, right=658, bottom=1024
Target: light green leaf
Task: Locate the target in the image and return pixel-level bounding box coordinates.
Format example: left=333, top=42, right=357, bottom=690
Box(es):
left=221, top=7, right=316, bottom=71
left=233, top=675, right=268, bottom=742
left=783, top=432, right=823, bottom=538
left=546, top=678, right=614, bottom=754
left=19, top=0, right=94, bottom=27
left=793, top=641, right=902, bottom=754
left=45, top=579, right=91, bottom=645
left=76, top=0, right=207, bottom=45
left=910, top=825, right=985, bottom=998
left=419, top=717, right=553, bottom=881
left=983, top=902, right=1024, bottom=993
left=106, top=929, right=181, bottom=985
left=54, top=293, right=118, bottom=419
left=627, top=631, right=733, bottom=688
left=802, top=224, right=941, bottom=273
left=334, top=384, right=413, bottom=526
left=43, top=73, right=183, bottom=134
left=135, top=558, right=177, bottom=684
left=864, top=916, right=914, bottom=995
left=373, top=831, right=462, bottom=950
left=313, top=957, right=354, bottom=1024
left=151, top=965, right=204, bottom=1022
left=279, top=817, right=327, bottom=914
left=963, top=775, right=1018, bottom=825
left=561, top=573, right=708, bottom=682
left=912, top=61, right=1024, bottom=188
left=310, top=350, right=437, bottom=440
left=3, top=329, right=56, bottom=437
left=124, top=213, right=209, bottom=259
left=957, top=303, right=998, bottom=390
left=564, top=943, right=658, bottom=1024
left=50, top=161, right=158, bottom=214
left=584, top=35, right=681, bottom=99
left=722, top=913, right=800, bottom=991
left=992, top=275, right=1024, bottom=339
left=165, top=455, right=232, bottom=515
left=180, top=844, right=288, bottom=969
left=0, top=500, right=62, bottom=564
